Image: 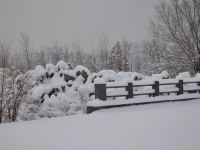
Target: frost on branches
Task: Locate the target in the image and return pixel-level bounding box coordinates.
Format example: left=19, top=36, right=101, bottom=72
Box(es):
left=0, top=67, right=21, bottom=123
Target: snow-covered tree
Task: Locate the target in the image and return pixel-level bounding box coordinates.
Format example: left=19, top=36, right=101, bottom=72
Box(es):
left=98, top=34, right=110, bottom=70
left=150, top=0, right=200, bottom=74
left=20, top=32, right=33, bottom=70
left=109, top=41, right=125, bottom=72
left=71, top=40, right=84, bottom=66
left=121, top=40, right=131, bottom=72
left=0, top=66, right=21, bottom=122
left=143, top=38, right=168, bottom=74
left=83, top=53, right=99, bottom=73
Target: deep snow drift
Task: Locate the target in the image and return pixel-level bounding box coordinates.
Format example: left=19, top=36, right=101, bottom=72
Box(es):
left=0, top=100, right=200, bottom=150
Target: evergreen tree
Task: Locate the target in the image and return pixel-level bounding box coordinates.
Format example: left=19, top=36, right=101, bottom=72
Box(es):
left=109, top=41, right=123, bottom=71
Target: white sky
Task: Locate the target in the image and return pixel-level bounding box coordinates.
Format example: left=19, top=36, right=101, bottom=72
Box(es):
left=0, top=0, right=156, bottom=50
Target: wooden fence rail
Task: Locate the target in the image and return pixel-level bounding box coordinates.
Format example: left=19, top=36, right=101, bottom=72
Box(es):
left=94, top=79, right=200, bottom=101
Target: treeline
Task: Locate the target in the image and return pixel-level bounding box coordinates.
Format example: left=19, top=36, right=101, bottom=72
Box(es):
left=1, top=33, right=148, bottom=74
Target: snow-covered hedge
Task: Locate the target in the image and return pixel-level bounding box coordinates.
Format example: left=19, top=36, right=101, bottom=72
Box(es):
left=16, top=60, right=200, bottom=121
left=17, top=61, right=146, bottom=120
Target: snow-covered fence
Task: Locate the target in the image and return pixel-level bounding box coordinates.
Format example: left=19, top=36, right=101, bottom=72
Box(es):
left=94, top=79, right=200, bottom=101
left=86, top=78, right=200, bottom=113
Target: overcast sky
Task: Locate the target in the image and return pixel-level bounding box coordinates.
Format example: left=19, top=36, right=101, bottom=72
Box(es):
left=0, top=0, right=156, bottom=50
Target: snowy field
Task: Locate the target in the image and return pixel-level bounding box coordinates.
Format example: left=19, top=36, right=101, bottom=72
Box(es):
left=0, top=100, right=200, bottom=150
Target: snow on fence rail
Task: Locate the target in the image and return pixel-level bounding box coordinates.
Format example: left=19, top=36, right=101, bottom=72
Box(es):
left=86, top=78, right=200, bottom=113
left=94, top=78, right=200, bottom=101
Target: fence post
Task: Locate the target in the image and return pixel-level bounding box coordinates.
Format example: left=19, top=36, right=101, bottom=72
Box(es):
left=126, top=82, right=133, bottom=99
left=95, top=83, right=106, bottom=101
left=153, top=81, right=159, bottom=97
left=198, top=82, right=200, bottom=93
left=177, top=80, right=183, bottom=95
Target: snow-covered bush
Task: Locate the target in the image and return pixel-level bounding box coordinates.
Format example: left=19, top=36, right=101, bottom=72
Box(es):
left=17, top=62, right=148, bottom=120
left=18, top=61, right=91, bottom=120
left=56, top=60, right=71, bottom=71
left=86, top=70, right=144, bottom=84
left=176, top=72, right=191, bottom=79
left=144, top=70, right=170, bottom=80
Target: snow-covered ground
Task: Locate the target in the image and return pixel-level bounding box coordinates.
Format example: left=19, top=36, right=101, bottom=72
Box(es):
left=0, top=100, right=200, bottom=150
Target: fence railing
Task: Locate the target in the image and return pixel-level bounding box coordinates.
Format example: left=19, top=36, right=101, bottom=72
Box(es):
left=94, top=79, right=200, bottom=101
